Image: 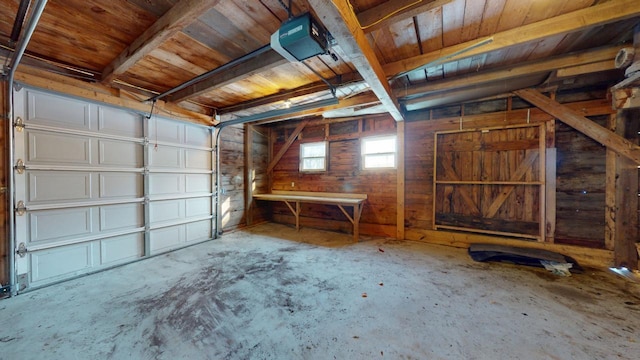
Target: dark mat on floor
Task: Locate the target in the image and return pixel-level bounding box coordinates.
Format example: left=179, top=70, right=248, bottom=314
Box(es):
left=468, top=243, right=583, bottom=273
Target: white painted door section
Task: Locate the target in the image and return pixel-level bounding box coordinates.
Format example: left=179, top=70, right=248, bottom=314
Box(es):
left=12, top=87, right=214, bottom=290
left=147, top=117, right=213, bottom=254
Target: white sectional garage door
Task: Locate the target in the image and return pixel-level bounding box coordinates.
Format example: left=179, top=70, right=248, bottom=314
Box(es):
left=12, top=87, right=214, bottom=290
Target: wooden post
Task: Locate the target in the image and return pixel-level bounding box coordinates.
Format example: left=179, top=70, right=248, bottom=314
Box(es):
left=610, top=110, right=639, bottom=268
left=244, top=124, right=254, bottom=226
left=538, top=124, right=547, bottom=242
left=397, top=121, right=405, bottom=240
left=545, top=120, right=556, bottom=243
left=605, top=115, right=617, bottom=251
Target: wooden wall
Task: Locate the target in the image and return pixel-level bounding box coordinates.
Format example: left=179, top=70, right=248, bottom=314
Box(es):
left=554, top=116, right=607, bottom=247
left=404, top=91, right=617, bottom=246
left=219, top=125, right=245, bottom=231
left=245, top=125, right=269, bottom=225
left=263, top=116, right=398, bottom=237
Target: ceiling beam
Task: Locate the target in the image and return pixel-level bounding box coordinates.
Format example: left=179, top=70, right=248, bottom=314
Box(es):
left=219, top=72, right=363, bottom=114
left=252, top=93, right=380, bottom=125
left=101, top=0, right=220, bottom=84
left=397, top=45, right=621, bottom=100
left=308, top=0, right=404, bottom=121
left=169, top=49, right=288, bottom=103
left=515, top=88, right=640, bottom=164
left=161, top=1, right=448, bottom=104
left=383, top=0, right=640, bottom=78
left=358, top=0, right=452, bottom=33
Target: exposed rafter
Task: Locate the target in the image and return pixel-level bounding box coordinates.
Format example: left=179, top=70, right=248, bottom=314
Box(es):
left=101, top=0, right=220, bottom=84
left=397, top=45, right=621, bottom=100
left=357, top=0, right=451, bottom=33
left=383, top=0, right=640, bottom=78
left=308, top=0, right=404, bottom=121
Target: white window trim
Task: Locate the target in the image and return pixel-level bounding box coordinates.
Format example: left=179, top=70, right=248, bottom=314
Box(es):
left=299, top=141, right=328, bottom=172
left=361, top=135, right=397, bottom=170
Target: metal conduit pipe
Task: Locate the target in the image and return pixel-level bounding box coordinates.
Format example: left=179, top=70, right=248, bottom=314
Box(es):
left=5, top=0, right=48, bottom=297
left=211, top=96, right=339, bottom=236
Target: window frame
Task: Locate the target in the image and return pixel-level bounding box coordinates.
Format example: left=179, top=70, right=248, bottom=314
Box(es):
left=361, top=134, right=397, bottom=170
left=299, top=141, right=328, bottom=172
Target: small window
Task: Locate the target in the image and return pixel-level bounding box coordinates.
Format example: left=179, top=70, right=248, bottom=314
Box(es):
left=362, top=135, right=396, bottom=169
left=300, top=141, right=327, bottom=171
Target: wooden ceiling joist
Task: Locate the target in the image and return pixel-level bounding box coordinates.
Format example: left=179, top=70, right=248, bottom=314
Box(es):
left=357, top=0, right=452, bottom=33
left=308, top=0, right=404, bottom=121
left=398, top=45, right=621, bottom=100
left=101, top=0, right=220, bottom=84
left=383, top=0, right=640, bottom=78
left=515, top=89, right=640, bottom=164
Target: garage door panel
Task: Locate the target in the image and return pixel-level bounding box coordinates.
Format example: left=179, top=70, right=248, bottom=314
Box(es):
left=97, top=106, right=142, bottom=137
left=99, top=173, right=142, bottom=198
left=29, top=207, right=93, bottom=243
left=150, top=226, right=184, bottom=252
left=150, top=118, right=183, bottom=143
left=150, top=199, right=184, bottom=223
left=99, top=204, right=143, bottom=231
left=100, top=233, right=144, bottom=265
left=186, top=220, right=212, bottom=242
left=28, top=171, right=92, bottom=203
left=149, top=145, right=183, bottom=168
left=185, top=125, right=211, bottom=147
left=13, top=87, right=213, bottom=290
left=186, top=197, right=211, bottom=217
left=27, top=90, right=91, bottom=130
left=28, top=131, right=91, bottom=165
left=185, top=149, right=211, bottom=170
left=150, top=173, right=183, bottom=195
left=185, top=174, right=211, bottom=193
left=98, top=140, right=142, bottom=167
left=30, top=243, right=95, bottom=283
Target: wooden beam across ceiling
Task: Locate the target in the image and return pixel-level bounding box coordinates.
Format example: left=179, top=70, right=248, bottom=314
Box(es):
left=101, top=0, right=220, bottom=84
left=514, top=88, right=640, bottom=164
left=398, top=45, right=621, bottom=100
left=308, top=0, right=404, bottom=121
left=155, top=1, right=448, bottom=104
left=252, top=92, right=380, bottom=125
left=383, top=0, right=640, bottom=78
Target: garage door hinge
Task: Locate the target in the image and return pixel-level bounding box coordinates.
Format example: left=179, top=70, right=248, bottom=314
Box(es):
left=15, top=200, right=27, bottom=216
left=17, top=242, right=27, bottom=258
left=15, top=159, right=26, bottom=174
left=14, top=117, right=24, bottom=132
left=0, top=284, right=10, bottom=295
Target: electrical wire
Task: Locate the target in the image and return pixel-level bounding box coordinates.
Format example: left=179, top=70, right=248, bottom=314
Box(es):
left=340, top=0, right=424, bottom=30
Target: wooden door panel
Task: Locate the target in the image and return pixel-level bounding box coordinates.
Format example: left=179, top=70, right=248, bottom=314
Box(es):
left=434, top=125, right=544, bottom=239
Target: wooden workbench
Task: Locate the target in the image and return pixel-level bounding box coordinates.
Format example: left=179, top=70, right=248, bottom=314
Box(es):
left=253, top=191, right=368, bottom=242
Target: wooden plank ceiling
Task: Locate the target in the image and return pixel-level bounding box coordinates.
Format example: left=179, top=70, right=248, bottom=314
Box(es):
left=0, top=0, right=638, bottom=122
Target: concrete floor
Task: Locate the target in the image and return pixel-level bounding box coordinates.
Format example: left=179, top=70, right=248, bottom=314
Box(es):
left=1, top=223, right=639, bottom=360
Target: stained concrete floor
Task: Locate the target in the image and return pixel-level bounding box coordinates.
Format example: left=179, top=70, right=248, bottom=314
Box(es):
left=1, top=223, right=639, bottom=360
